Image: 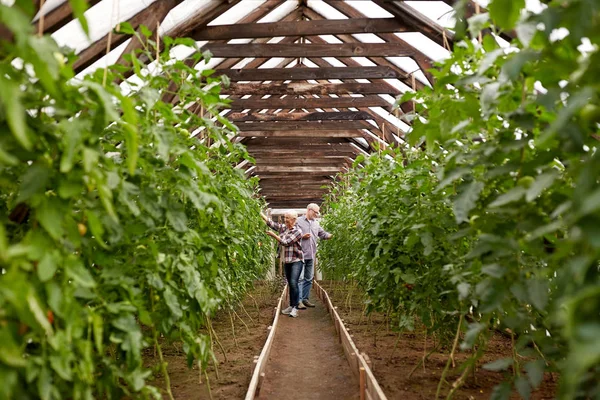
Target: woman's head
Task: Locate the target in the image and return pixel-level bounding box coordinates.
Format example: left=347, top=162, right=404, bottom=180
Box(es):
left=284, top=210, right=298, bottom=229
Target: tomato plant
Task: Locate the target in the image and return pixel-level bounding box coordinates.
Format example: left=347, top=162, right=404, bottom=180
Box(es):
left=320, top=0, right=600, bottom=398
left=0, top=6, right=270, bottom=399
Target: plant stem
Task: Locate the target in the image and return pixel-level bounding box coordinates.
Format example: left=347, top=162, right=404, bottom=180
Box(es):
left=154, top=330, right=174, bottom=400
left=436, top=314, right=463, bottom=400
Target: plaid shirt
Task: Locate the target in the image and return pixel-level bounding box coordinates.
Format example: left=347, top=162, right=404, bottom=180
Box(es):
left=267, top=219, right=304, bottom=263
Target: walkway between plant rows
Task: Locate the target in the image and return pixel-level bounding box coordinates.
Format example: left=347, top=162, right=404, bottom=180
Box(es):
left=257, top=294, right=359, bottom=400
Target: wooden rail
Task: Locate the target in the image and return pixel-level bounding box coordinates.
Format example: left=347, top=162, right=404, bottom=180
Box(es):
left=313, top=281, right=388, bottom=400
left=245, top=285, right=288, bottom=400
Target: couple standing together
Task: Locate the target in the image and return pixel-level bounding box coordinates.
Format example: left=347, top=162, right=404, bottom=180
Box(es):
left=261, top=203, right=332, bottom=318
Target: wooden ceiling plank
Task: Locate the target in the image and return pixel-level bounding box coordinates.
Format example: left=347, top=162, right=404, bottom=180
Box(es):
left=229, top=111, right=375, bottom=121
left=33, top=0, right=102, bottom=34
left=214, top=66, right=403, bottom=81
left=237, top=121, right=367, bottom=131
left=228, top=96, right=392, bottom=111
left=223, top=82, right=400, bottom=96
left=240, top=130, right=367, bottom=138
left=193, top=17, right=406, bottom=40
left=200, top=43, right=416, bottom=57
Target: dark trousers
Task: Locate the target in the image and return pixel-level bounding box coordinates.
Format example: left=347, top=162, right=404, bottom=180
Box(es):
left=284, top=261, right=303, bottom=308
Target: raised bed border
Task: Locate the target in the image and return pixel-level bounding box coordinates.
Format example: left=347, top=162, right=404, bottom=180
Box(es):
left=313, top=281, right=388, bottom=400
left=245, top=284, right=288, bottom=400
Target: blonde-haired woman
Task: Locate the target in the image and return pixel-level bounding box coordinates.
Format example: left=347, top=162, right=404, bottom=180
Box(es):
left=261, top=211, right=304, bottom=318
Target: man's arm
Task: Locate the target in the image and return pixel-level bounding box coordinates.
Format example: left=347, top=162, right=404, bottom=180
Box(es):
left=317, top=225, right=333, bottom=240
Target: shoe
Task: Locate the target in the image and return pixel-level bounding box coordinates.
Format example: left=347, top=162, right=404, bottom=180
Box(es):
left=297, top=301, right=307, bottom=310
left=281, top=306, right=293, bottom=315
left=290, top=307, right=298, bottom=318
left=302, top=299, right=316, bottom=308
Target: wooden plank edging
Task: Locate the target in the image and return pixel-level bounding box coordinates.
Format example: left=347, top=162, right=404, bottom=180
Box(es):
left=245, top=285, right=288, bottom=400
left=314, top=281, right=388, bottom=400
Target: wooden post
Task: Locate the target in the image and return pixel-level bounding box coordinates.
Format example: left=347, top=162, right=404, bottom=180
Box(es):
left=359, top=367, right=366, bottom=400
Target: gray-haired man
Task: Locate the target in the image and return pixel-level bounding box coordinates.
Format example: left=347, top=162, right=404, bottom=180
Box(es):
left=296, top=203, right=332, bottom=309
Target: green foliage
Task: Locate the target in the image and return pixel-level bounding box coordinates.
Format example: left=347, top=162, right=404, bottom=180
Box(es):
left=321, top=0, right=600, bottom=398
left=0, top=7, right=270, bottom=399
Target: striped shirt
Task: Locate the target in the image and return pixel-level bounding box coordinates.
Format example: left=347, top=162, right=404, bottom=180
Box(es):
left=266, top=219, right=304, bottom=263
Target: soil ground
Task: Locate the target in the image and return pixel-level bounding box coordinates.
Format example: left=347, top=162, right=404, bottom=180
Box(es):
left=319, top=280, right=558, bottom=400
left=257, top=291, right=359, bottom=399
left=145, top=280, right=283, bottom=399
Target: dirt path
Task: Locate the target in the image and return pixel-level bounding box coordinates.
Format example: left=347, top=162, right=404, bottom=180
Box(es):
left=258, top=295, right=359, bottom=400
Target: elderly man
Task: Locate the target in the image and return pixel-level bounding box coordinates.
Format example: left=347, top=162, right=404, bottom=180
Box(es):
left=296, top=203, right=332, bottom=309
left=261, top=211, right=304, bottom=318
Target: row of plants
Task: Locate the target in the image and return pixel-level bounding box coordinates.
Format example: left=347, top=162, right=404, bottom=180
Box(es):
left=0, top=4, right=270, bottom=399
left=319, top=0, right=599, bottom=399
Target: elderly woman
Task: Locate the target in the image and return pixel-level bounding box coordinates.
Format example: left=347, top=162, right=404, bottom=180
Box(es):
left=261, top=211, right=304, bottom=318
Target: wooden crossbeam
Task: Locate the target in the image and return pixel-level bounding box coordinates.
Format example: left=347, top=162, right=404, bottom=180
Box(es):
left=223, top=82, right=401, bottom=96
left=215, top=66, right=403, bottom=81
left=193, top=17, right=405, bottom=40
left=243, top=137, right=351, bottom=145
left=230, top=111, right=375, bottom=122
left=257, top=166, right=345, bottom=173
left=240, top=130, right=366, bottom=138
left=200, top=43, right=415, bottom=58
left=228, top=96, right=392, bottom=111
left=236, top=121, right=366, bottom=131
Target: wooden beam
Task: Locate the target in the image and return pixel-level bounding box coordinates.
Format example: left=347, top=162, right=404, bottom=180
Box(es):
left=223, top=82, right=400, bottom=96
left=33, top=0, right=102, bottom=34
left=243, top=137, right=351, bottom=145
left=73, top=0, right=180, bottom=73
left=237, top=121, right=367, bottom=131
left=240, top=130, right=366, bottom=138
left=257, top=166, right=345, bottom=173
left=215, top=66, right=404, bottom=81
left=200, top=43, right=415, bottom=58
left=228, top=96, right=392, bottom=111
left=371, top=0, right=455, bottom=50
left=229, top=111, right=375, bottom=122
left=193, top=17, right=405, bottom=40
left=319, top=1, right=436, bottom=85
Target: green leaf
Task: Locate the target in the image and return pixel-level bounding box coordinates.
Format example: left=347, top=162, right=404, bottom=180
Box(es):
left=166, top=209, right=188, bottom=232
left=515, top=376, right=532, bottom=400
left=82, top=147, right=99, bottom=173
left=37, top=252, right=58, bottom=282
left=516, top=20, right=538, bottom=47
left=488, top=0, right=525, bottom=30
left=27, top=290, right=53, bottom=337
left=524, top=359, right=545, bottom=388
left=0, top=77, right=31, bottom=150
left=453, top=181, right=484, bottom=223
left=49, top=354, right=72, bottom=381
left=483, top=357, right=513, bottom=371
left=68, top=0, right=90, bottom=35
left=123, top=122, right=139, bottom=175
left=37, top=198, right=65, bottom=241
left=482, top=264, right=506, bottom=278
left=65, top=257, right=96, bottom=288
left=461, top=322, right=486, bottom=350
left=489, top=186, right=526, bottom=208
left=86, top=210, right=108, bottom=249
left=92, top=313, right=104, bottom=354
left=139, top=24, right=153, bottom=38
left=500, top=50, right=538, bottom=82
left=467, top=12, right=489, bottom=39
left=163, top=287, right=183, bottom=320
left=60, top=123, right=83, bottom=173
left=0, top=146, right=19, bottom=166
left=0, top=329, right=27, bottom=368
left=525, top=171, right=557, bottom=202
left=490, top=382, right=511, bottom=400
left=17, top=163, right=50, bottom=203
left=528, top=278, right=548, bottom=311
left=0, top=224, right=7, bottom=262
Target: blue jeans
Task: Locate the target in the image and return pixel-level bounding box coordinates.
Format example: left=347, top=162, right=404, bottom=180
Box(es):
left=284, top=261, right=303, bottom=308
left=299, top=259, right=314, bottom=301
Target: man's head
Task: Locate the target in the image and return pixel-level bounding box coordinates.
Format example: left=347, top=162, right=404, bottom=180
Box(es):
left=284, top=210, right=298, bottom=229
left=306, top=203, right=320, bottom=220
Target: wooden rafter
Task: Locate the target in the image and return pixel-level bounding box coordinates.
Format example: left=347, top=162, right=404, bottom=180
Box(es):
left=33, top=0, right=102, bottom=34
left=214, top=66, right=405, bottom=81
left=223, top=82, right=400, bottom=96
left=239, top=130, right=367, bottom=138
left=229, top=111, right=376, bottom=121
left=228, top=96, right=393, bottom=111
left=192, top=17, right=406, bottom=40
left=236, top=121, right=369, bottom=131
left=200, top=43, right=416, bottom=57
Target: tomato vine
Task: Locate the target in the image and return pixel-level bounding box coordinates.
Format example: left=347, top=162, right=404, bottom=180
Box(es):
left=0, top=7, right=270, bottom=399
left=320, top=0, right=600, bottom=398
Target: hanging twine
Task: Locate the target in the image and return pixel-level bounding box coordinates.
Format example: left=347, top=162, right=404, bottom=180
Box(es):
left=475, top=2, right=482, bottom=44
left=38, top=0, right=46, bottom=36
left=103, top=0, right=121, bottom=87
left=442, top=29, right=450, bottom=51
left=156, top=20, right=160, bottom=62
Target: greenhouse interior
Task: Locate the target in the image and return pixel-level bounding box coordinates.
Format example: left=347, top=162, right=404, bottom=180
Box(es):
left=0, top=0, right=599, bottom=399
